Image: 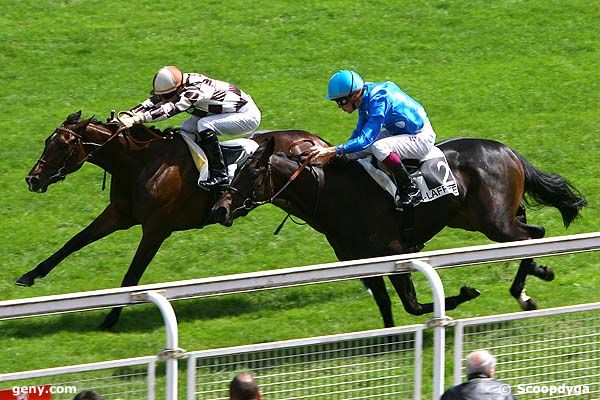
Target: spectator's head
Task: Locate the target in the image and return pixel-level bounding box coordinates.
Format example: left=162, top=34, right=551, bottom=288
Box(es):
left=466, top=349, right=497, bottom=378
left=73, top=390, right=102, bottom=400
left=229, top=372, right=262, bottom=400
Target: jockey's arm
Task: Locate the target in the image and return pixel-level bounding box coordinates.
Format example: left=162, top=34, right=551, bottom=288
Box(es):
left=308, top=116, right=384, bottom=162
left=348, top=110, right=367, bottom=140
left=126, top=86, right=211, bottom=125
left=128, top=94, right=163, bottom=114
left=339, top=115, right=384, bottom=154
left=129, top=88, right=208, bottom=124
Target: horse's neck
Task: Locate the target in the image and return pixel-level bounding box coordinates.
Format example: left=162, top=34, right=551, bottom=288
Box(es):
left=83, top=124, right=139, bottom=174
left=271, top=157, right=326, bottom=230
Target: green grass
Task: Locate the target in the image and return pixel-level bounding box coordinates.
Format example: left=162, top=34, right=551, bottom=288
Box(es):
left=1, top=0, right=599, bottom=397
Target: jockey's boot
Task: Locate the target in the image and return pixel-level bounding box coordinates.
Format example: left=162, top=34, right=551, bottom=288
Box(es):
left=197, top=130, right=229, bottom=190
left=391, top=162, right=422, bottom=208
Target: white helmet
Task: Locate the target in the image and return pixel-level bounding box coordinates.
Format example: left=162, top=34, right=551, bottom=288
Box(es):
left=153, top=66, right=183, bottom=95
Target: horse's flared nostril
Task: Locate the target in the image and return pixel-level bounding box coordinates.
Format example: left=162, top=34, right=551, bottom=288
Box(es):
left=26, top=175, right=39, bottom=192
left=211, top=205, right=231, bottom=226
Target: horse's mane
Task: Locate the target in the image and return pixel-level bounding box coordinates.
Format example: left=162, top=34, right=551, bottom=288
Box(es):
left=90, top=118, right=179, bottom=137
left=327, top=156, right=357, bottom=169
left=275, top=152, right=361, bottom=174
left=143, top=125, right=179, bottom=136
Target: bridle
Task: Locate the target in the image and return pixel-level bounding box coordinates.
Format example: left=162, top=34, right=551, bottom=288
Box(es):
left=227, top=153, right=315, bottom=216
left=36, top=124, right=123, bottom=182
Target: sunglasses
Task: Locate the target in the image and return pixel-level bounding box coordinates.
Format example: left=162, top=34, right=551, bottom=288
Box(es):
left=334, top=96, right=351, bottom=106
left=333, top=72, right=355, bottom=106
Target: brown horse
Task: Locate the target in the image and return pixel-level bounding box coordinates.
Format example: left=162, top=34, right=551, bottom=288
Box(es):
left=211, top=137, right=587, bottom=327
left=20, top=111, right=329, bottom=329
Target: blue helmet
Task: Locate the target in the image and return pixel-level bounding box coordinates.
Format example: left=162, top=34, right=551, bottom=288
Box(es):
left=326, top=70, right=364, bottom=100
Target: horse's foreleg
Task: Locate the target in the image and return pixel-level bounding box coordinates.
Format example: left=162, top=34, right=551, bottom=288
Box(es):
left=389, top=273, right=480, bottom=316
left=361, top=277, right=394, bottom=328
left=16, top=204, right=134, bottom=287
left=99, top=228, right=171, bottom=330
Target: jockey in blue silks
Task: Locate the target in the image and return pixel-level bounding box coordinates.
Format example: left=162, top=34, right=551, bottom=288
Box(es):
left=308, top=70, right=437, bottom=207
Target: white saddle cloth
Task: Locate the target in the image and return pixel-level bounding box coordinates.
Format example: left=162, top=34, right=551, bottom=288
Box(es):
left=179, top=131, right=259, bottom=181
left=357, top=147, right=458, bottom=203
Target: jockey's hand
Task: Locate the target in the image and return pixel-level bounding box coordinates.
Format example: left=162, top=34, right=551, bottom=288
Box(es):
left=306, top=145, right=337, bottom=164
left=117, top=110, right=134, bottom=119
left=119, top=114, right=135, bottom=128
left=118, top=112, right=146, bottom=128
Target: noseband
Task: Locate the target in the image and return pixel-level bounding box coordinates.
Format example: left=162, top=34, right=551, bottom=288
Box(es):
left=36, top=125, right=122, bottom=181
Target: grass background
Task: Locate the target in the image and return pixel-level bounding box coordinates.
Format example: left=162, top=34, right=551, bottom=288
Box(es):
left=1, top=0, right=599, bottom=397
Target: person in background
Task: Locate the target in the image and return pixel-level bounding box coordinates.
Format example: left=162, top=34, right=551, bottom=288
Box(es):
left=73, top=390, right=102, bottom=400
left=441, top=349, right=516, bottom=399
left=229, top=372, right=263, bottom=400
left=119, top=66, right=261, bottom=189
left=309, top=69, right=436, bottom=208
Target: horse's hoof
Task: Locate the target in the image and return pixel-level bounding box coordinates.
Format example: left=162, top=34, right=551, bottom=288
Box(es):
left=460, top=286, right=481, bottom=300
left=97, top=320, right=115, bottom=331
left=521, top=298, right=538, bottom=311
left=540, top=266, right=555, bottom=281
left=15, top=274, right=35, bottom=287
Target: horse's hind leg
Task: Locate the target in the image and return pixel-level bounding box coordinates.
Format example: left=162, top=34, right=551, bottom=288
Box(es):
left=509, top=206, right=554, bottom=310
left=16, top=204, right=135, bottom=287
left=361, top=276, right=394, bottom=328
left=483, top=205, right=553, bottom=311
left=99, top=226, right=171, bottom=330
left=388, top=273, right=480, bottom=316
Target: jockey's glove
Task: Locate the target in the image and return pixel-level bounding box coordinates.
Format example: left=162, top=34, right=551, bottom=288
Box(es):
left=119, top=111, right=146, bottom=128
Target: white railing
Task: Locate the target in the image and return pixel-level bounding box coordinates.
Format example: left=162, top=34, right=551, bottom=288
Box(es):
left=0, top=356, right=156, bottom=400
left=2, top=232, right=600, bottom=399
left=187, top=325, right=423, bottom=400
left=3, top=232, right=599, bottom=321
left=453, top=302, right=600, bottom=399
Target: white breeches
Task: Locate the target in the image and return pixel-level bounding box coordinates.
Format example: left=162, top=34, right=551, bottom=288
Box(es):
left=348, top=121, right=437, bottom=161
left=181, top=95, right=261, bottom=136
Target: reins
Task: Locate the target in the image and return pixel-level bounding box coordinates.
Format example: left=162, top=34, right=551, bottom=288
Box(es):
left=228, top=154, right=316, bottom=215
left=267, top=154, right=315, bottom=204
left=36, top=125, right=124, bottom=183
left=37, top=121, right=166, bottom=186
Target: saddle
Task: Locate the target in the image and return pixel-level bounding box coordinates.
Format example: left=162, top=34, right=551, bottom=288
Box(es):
left=359, top=146, right=459, bottom=203
left=179, top=131, right=258, bottom=182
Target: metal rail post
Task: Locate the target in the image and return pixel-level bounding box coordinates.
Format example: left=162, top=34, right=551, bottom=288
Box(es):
left=132, top=290, right=185, bottom=400
left=405, top=259, right=449, bottom=400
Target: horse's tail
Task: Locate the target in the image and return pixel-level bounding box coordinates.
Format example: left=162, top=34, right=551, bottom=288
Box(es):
left=515, top=152, right=587, bottom=227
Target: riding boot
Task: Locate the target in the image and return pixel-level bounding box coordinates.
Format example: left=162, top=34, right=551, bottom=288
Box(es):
left=391, top=162, right=422, bottom=208
left=196, top=130, right=229, bottom=190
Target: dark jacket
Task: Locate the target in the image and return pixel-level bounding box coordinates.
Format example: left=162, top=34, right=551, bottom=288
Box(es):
left=441, top=373, right=516, bottom=400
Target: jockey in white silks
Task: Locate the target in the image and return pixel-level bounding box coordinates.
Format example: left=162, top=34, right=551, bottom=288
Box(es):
left=120, top=66, right=261, bottom=189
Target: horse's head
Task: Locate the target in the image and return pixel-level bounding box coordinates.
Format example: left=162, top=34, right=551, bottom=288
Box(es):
left=26, top=110, right=94, bottom=193
left=211, top=137, right=277, bottom=226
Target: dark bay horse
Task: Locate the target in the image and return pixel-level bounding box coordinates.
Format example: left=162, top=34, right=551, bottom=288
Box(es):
left=211, top=137, right=587, bottom=327
left=20, top=111, right=329, bottom=329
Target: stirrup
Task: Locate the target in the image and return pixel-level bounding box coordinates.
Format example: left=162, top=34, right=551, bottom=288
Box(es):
left=395, top=189, right=422, bottom=209
left=198, top=176, right=228, bottom=190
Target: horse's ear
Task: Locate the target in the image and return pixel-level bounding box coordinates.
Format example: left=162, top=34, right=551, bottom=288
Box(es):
left=66, top=110, right=82, bottom=124
left=257, top=137, right=276, bottom=161
left=266, top=137, right=276, bottom=157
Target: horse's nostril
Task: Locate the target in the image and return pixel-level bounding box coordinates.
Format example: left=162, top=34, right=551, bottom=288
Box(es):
left=211, top=206, right=229, bottom=225
left=26, top=175, right=39, bottom=189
